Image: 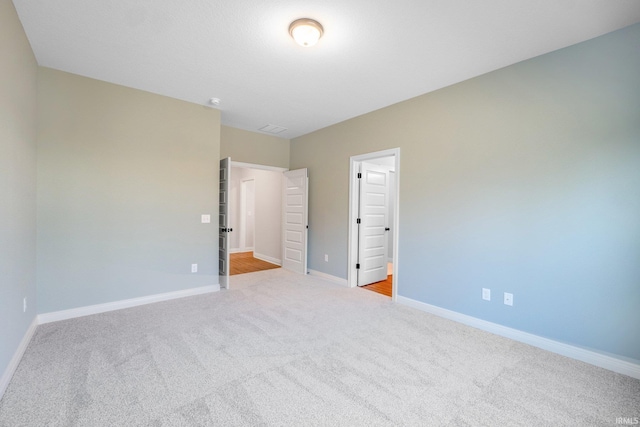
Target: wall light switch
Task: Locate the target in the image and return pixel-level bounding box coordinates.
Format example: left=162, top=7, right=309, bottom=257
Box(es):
left=23, top=297, right=27, bottom=313
left=191, top=264, right=198, bottom=273
left=201, top=214, right=211, bottom=223
left=482, top=288, right=490, bottom=301
left=324, top=254, right=329, bottom=262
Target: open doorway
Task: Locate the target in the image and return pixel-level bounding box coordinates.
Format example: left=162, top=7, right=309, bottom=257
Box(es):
left=348, top=149, right=400, bottom=300
left=228, top=162, right=285, bottom=277
left=219, top=159, right=310, bottom=287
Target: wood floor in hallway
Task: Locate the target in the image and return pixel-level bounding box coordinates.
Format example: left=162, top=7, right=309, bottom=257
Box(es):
left=361, top=275, right=392, bottom=297
left=230, top=251, right=280, bottom=275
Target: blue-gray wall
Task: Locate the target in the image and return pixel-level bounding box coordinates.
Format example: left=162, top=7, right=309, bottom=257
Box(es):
left=0, top=0, right=38, bottom=383
left=37, top=68, right=220, bottom=313
left=291, top=24, right=640, bottom=362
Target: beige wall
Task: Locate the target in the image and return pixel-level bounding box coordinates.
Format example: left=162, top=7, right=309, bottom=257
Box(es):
left=290, top=24, right=640, bottom=362
left=37, top=68, right=221, bottom=313
left=221, top=125, right=290, bottom=169
left=0, top=0, right=38, bottom=389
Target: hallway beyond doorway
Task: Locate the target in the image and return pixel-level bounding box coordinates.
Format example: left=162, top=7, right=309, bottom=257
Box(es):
left=362, top=262, right=393, bottom=297
left=230, top=252, right=280, bottom=275
left=361, top=275, right=392, bottom=297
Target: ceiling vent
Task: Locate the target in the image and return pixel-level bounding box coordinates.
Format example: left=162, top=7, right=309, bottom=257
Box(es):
left=259, top=124, right=288, bottom=134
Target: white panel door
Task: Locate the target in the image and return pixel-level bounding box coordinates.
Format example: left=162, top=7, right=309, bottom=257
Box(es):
left=219, top=157, right=231, bottom=289
left=282, top=168, right=308, bottom=274
left=357, top=162, right=389, bottom=286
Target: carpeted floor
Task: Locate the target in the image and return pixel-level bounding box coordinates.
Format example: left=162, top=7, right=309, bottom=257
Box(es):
left=1, top=269, right=638, bottom=426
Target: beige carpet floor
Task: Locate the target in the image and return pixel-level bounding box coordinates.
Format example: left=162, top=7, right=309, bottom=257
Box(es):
left=1, top=269, right=638, bottom=426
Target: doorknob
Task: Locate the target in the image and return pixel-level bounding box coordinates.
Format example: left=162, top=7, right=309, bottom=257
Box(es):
left=385, top=227, right=390, bottom=231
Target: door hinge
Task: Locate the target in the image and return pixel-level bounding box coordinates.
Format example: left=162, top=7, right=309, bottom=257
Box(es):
left=357, top=172, right=362, bottom=179
left=356, top=263, right=360, bottom=270
left=356, top=218, right=361, bottom=224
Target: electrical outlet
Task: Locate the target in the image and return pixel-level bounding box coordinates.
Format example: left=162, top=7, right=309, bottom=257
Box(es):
left=504, top=292, right=513, bottom=306
left=191, top=264, right=198, bottom=273
left=324, top=254, right=329, bottom=262
left=201, top=214, right=211, bottom=223
left=23, top=297, right=27, bottom=313
left=482, top=288, right=491, bottom=301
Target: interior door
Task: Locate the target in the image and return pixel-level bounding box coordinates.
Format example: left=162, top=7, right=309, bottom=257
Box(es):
left=282, top=168, right=308, bottom=274
left=357, top=162, right=389, bottom=286
left=219, top=157, right=231, bottom=289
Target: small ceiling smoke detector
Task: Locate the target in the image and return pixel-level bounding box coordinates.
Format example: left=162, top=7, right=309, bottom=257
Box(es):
left=289, top=18, right=324, bottom=47
left=209, top=98, right=221, bottom=106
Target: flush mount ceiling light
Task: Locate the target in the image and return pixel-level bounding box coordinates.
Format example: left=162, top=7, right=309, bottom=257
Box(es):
left=289, top=18, right=324, bottom=47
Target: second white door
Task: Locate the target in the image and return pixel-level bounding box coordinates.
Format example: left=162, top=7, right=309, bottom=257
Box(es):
left=357, top=162, right=390, bottom=286
left=282, top=168, right=308, bottom=275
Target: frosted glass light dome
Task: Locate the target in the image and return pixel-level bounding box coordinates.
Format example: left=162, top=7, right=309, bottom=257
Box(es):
left=289, top=19, right=324, bottom=47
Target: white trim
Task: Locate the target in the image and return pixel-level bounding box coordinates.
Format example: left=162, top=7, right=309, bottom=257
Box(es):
left=230, top=247, right=254, bottom=254
left=348, top=148, right=400, bottom=302
left=38, top=285, right=220, bottom=324
left=308, top=269, right=349, bottom=287
left=0, top=316, right=38, bottom=400
left=253, top=252, right=282, bottom=266
left=231, top=161, right=287, bottom=172
left=397, top=296, right=640, bottom=380
left=1, top=285, right=221, bottom=400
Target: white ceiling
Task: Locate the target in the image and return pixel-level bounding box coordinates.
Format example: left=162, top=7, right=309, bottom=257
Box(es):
left=13, top=0, right=640, bottom=139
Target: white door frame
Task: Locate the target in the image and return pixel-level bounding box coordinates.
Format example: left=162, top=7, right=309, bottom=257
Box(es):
left=348, top=148, right=400, bottom=301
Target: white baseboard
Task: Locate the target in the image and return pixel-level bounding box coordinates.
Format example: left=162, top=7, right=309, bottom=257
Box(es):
left=230, top=247, right=254, bottom=254
left=38, top=284, right=220, bottom=324
left=397, top=296, right=640, bottom=380
left=1, top=316, right=38, bottom=400
left=2, top=284, right=221, bottom=400
left=253, top=252, right=282, bottom=266
left=308, top=269, right=349, bottom=287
